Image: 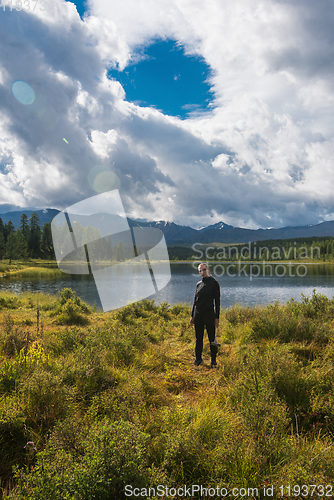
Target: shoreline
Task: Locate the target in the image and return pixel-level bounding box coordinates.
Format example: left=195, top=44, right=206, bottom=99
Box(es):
left=0, top=259, right=332, bottom=279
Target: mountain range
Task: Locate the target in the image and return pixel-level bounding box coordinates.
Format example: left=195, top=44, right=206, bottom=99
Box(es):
left=128, top=219, right=334, bottom=244
left=1, top=208, right=334, bottom=245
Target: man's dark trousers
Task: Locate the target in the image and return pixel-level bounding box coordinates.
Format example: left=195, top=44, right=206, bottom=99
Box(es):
left=194, top=310, right=217, bottom=363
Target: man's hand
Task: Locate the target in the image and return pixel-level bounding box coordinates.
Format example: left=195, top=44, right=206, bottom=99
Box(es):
left=214, top=318, right=219, bottom=327
left=190, top=316, right=194, bottom=326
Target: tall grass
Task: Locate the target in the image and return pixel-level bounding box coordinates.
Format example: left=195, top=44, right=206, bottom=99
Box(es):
left=0, top=290, right=334, bottom=499
left=2, top=267, right=63, bottom=277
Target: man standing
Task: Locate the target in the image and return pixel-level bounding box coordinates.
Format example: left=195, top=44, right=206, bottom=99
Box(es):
left=190, top=263, right=220, bottom=368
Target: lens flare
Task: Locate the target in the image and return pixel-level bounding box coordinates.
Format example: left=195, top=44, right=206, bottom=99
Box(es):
left=11, top=80, right=35, bottom=105
left=88, top=166, right=120, bottom=193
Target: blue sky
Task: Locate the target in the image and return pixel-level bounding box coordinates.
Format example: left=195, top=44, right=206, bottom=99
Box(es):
left=66, top=0, right=86, bottom=19
left=66, top=1, right=214, bottom=117
left=1, top=0, right=334, bottom=229
left=109, top=40, right=213, bottom=119
left=69, top=0, right=215, bottom=118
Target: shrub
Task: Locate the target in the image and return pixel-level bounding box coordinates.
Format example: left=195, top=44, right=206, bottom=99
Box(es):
left=225, top=304, right=256, bottom=326
left=226, top=293, right=334, bottom=344
left=0, top=396, right=27, bottom=484
left=299, top=289, right=334, bottom=319
left=55, top=299, right=90, bottom=325
left=114, top=298, right=174, bottom=324
left=169, top=303, right=189, bottom=316
left=0, top=358, right=22, bottom=393
left=0, top=294, right=21, bottom=310
left=0, top=313, right=27, bottom=357
left=250, top=304, right=323, bottom=343
left=7, top=418, right=162, bottom=500
left=115, top=298, right=158, bottom=324
left=61, top=350, right=116, bottom=401
left=50, top=288, right=91, bottom=325
left=153, top=401, right=258, bottom=488
left=18, top=369, right=72, bottom=428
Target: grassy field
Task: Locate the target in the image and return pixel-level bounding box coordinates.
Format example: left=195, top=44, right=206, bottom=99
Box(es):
left=0, top=289, right=334, bottom=499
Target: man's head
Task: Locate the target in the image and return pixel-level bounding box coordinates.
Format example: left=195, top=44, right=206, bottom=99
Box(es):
left=198, top=263, right=210, bottom=277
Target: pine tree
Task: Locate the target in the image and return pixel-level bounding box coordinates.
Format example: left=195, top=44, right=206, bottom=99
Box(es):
left=29, top=212, right=41, bottom=258
left=41, top=222, right=54, bottom=258
left=116, top=241, right=125, bottom=262
left=6, top=232, right=17, bottom=264
left=0, top=232, right=5, bottom=260
left=0, top=217, right=5, bottom=260
left=4, top=220, right=15, bottom=244
left=20, top=213, right=30, bottom=243
left=16, top=229, right=28, bottom=259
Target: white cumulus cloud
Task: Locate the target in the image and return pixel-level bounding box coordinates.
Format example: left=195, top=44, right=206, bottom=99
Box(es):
left=0, top=0, right=333, bottom=229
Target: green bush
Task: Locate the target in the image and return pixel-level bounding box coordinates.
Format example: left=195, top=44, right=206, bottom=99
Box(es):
left=50, top=288, right=91, bottom=325
left=225, top=292, right=334, bottom=344
left=0, top=396, right=27, bottom=483
left=299, top=289, right=334, bottom=319
left=0, top=313, right=25, bottom=357
left=225, top=304, right=256, bottom=326
left=250, top=304, right=316, bottom=342
left=0, top=294, right=20, bottom=310
left=19, top=369, right=73, bottom=428
left=7, top=418, right=163, bottom=500
left=61, top=351, right=116, bottom=401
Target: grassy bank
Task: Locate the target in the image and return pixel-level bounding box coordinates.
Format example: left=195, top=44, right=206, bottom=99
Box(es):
left=0, top=289, right=334, bottom=499
left=1, top=267, right=63, bottom=278
left=0, top=260, right=61, bottom=278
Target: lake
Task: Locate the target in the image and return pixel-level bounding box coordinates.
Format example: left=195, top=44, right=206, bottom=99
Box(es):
left=1, top=262, right=334, bottom=310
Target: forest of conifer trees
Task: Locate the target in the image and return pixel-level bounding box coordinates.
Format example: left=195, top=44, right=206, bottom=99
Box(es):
left=0, top=212, right=54, bottom=262
left=168, top=235, right=334, bottom=262
left=1, top=211, right=334, bottom=264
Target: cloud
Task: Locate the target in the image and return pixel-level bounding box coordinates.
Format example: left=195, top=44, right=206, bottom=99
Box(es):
left=0, top=5, right=172, bottom=213
left=0, top=0, right=334, bottom=229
